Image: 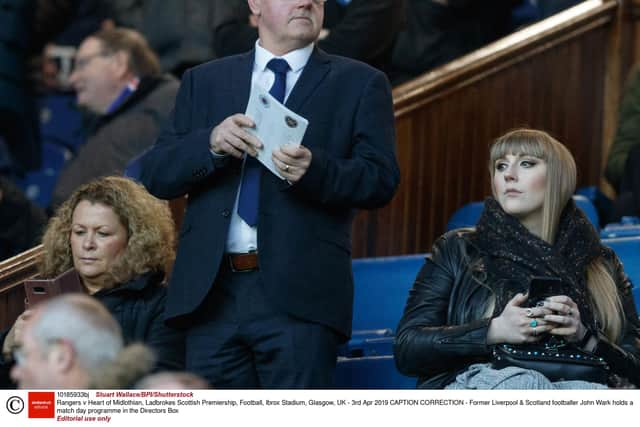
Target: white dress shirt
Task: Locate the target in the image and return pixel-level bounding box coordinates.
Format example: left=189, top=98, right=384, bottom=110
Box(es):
left=223, top=40, right=314, bottom=253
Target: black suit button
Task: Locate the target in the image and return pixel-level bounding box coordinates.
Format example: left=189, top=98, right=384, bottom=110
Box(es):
left=222, top=209, right=230, bottom=218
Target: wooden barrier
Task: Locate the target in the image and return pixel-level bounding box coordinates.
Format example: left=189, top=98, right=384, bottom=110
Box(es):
left=352, top=0, right=622, bottom=257
left=0, top=246, right=42, bottom=331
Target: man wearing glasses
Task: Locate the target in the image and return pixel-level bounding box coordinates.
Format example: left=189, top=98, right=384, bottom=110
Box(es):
left=139, top=0, right=399, bottom=388
left=51, top=28, right=179, bottom=208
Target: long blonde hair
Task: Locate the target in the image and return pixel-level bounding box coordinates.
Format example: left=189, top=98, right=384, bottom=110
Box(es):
left=489, top=129, right=623, bottom=340
left=40, top=176, right=175, bottom=287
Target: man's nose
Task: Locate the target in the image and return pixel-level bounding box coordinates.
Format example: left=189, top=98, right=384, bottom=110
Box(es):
left=69, top=69, right=79, bottom=85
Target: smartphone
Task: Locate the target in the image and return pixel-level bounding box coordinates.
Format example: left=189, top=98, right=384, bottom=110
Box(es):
left=23, top=281, right=60, bottom=308
left=526, top=276, right=566, bottom=307
left=23, top=269, right=84, bottom=308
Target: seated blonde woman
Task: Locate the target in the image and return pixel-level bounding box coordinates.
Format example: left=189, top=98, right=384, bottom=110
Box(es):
left=395, top=129, right=640, bottom=389
left=2, top=176, right=184, bottom=383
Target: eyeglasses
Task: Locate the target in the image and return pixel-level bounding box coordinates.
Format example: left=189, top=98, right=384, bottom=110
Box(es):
left=73, top=52, right=111, bottom=72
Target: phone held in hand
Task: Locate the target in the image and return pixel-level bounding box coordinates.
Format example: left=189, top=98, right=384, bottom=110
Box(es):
left=23, top=268, right=84, bottom=309
left=526, top=276, right=567, bottom=307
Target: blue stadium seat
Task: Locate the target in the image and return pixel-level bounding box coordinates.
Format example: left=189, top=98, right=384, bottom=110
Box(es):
left=576, top=185, right=613, bottom=227
left=335, top=254, right=426, bottom=389
left=602, top=237, right=640, bottom=295
left=573, top=194, right=600, bottom=230
left=446, top=201, right=485, bottom=231
left=16, top=142, right=71, bottom=208
left=447, top=195, right=600, bottom=231
left=38, top=94, right=85, bottom=152
left=351, top=254, right=426, bottom=331
left=600, top=217, right=640, bottom=239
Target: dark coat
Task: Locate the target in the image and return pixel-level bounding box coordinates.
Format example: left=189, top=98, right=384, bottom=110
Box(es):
left=0, top=177, right=47, bottom=260
left=110, top=0, right=216, bottom=75
left=51, top=74, right=179, bottom=208
left=389, top=0, right=518, bottom=84
left=0, top=0, right=40, bottom=172
left=138, top=47, right=399, bottom=339
left=95, top=271, right=185, bottom=371
left=395, top=203, right=640, bottom=389
left=606, top=67, right=640, bottom=191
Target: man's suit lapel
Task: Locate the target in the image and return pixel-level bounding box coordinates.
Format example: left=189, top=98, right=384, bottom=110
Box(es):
left=231, top=50, right=255, bottom=113
left=285, top=48, right=331, bottom=113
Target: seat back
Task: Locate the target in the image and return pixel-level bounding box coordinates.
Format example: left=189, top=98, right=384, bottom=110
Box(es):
left=351, top=254, right=426, bottom=332
left=38, top=94, right=85, bottom=152
left=16, top=142, right=71, bottom=208
left=336, top=254, right=426, bottom=389
left=600, top=217, right=640, bottom=239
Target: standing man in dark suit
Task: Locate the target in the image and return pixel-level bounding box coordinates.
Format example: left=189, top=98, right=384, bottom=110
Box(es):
left=138, top=0, right=399, bottom=389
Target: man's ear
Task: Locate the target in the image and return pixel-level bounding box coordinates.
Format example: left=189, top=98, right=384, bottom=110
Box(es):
left=248, top=0, right=261, bottom=16
left=48, top=341, right=75, bottom=373
left=111, top=51, right=130, bottom=79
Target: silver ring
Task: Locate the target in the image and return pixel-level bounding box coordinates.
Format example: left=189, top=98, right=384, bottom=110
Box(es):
left=284, top=164, right=290, bottom=172
left=533, top=327, right=537, bottom=337
left=525, top=308, right=533, bottom=318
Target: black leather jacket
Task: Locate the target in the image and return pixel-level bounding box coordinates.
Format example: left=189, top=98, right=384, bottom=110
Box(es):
left=394, top=229, right=640, bottom=389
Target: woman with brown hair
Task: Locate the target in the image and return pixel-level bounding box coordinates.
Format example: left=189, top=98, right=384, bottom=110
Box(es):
left=3, top=176, right=183, bottom=378
left=395, top=129, right=640, bottom=389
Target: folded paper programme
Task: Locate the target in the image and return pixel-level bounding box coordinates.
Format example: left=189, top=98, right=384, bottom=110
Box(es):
left=245, top=83, right=309, bottom=179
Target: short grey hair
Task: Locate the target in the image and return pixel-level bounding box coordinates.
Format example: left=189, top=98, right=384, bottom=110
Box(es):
left=30, top=294, right=123, bottom=371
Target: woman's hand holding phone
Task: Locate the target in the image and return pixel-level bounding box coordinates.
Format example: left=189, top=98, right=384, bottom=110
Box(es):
left=540, top=295, right=587, bottom=343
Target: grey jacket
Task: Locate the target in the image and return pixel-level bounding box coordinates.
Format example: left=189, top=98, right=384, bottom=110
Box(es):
left=52, top=74, right=178, bottom=207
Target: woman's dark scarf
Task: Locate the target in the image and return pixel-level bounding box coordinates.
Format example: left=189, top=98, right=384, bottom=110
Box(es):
left=468, top=197, right=602, bottom=328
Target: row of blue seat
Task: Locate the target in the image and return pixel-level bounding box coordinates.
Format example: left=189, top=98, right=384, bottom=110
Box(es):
left=336, top=254, right=424, bottom=389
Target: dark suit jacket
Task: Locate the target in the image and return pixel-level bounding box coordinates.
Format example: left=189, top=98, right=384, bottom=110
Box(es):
left=138, top=48, right=399, bottom=338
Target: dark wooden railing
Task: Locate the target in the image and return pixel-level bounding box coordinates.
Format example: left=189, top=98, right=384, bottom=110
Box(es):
left=0, top=246, right=42, bottom=331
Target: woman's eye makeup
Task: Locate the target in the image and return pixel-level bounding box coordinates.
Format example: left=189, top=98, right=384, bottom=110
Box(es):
left=495, top=161, right=507, bottom=171
left=495, top=157, right=539, bottom=171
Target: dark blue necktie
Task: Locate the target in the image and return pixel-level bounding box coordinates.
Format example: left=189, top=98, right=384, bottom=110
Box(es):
left=237, top=58, right=290, bottom=226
